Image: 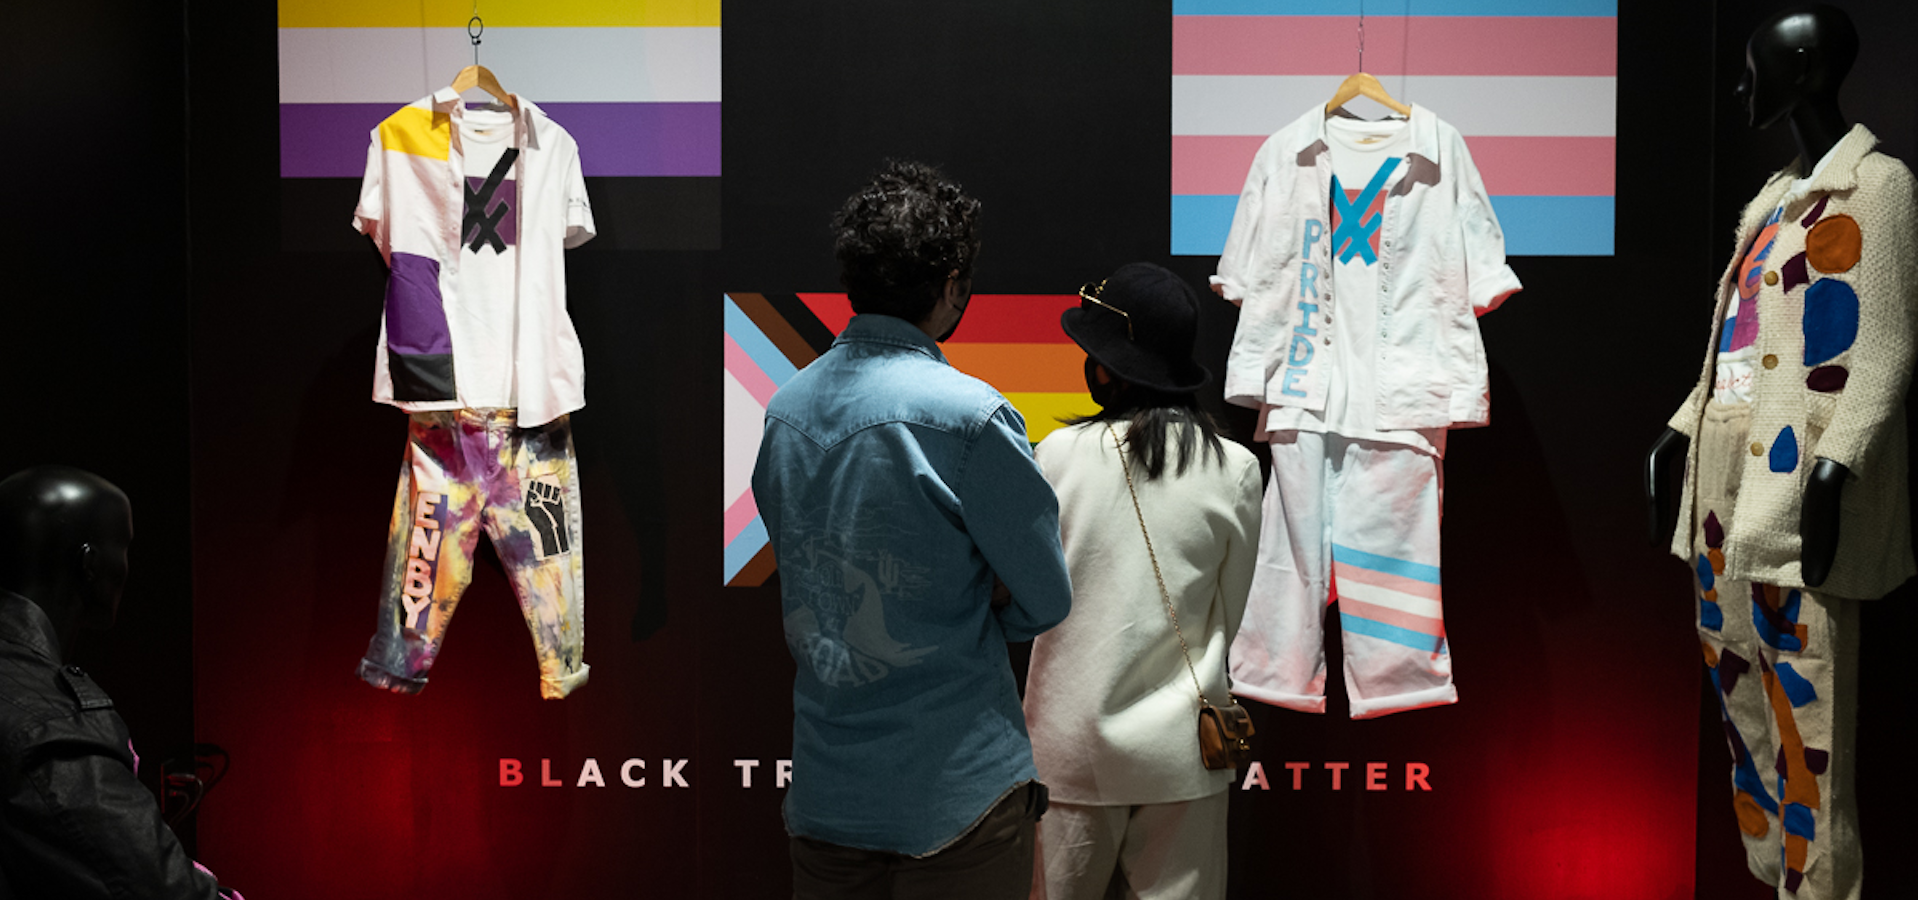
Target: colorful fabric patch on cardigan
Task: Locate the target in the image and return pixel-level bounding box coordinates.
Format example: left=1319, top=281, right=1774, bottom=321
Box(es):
left=1800, top=194, right=1830, bottom=228
left=1782, top=252, right=1810, bottom=292
left=1807, top=214, right=1863, bottom=273
left=1803, top=279, right=1860, bottom=365
left=1729, top=207, right=1784, bottom=351
left=1807, top=365, right=1849, bottom=392
left=1769, top=426, right=1799, bottom=473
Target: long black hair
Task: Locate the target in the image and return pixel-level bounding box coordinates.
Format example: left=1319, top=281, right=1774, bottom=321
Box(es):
left=1065, top=382, right=1226, bottom=481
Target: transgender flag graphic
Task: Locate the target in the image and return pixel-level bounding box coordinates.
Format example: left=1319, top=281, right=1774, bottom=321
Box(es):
left=1172, top=0, right=1617, bottom=257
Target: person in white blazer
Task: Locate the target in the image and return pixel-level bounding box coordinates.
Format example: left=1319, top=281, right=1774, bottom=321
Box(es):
left=1024, top=263, right=1263, bottom=900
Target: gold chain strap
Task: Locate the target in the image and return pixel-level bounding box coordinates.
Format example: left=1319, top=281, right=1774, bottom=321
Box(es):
left=1108, top=423, right=1209, bottom=707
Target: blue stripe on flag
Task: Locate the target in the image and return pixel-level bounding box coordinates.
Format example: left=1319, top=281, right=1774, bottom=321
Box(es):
left=1490, top=195, right=1615, bottom=256
left=1172, top=194, right=1241, bottom=256
left=724, top=515, right=769, bottom=583
left=724, top=295, right=800, bottom=385
left=1174, top=0, right=1616, bottom=15
left=1332, top=543, right=1442, bottom=584
left=1173, top=194, right=1614, bottom=257
left=1341, top=613, right=1445, bottom=653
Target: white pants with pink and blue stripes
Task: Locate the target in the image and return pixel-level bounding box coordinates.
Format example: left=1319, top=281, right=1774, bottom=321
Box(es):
left=1229, top=431, right=1458, bottom=719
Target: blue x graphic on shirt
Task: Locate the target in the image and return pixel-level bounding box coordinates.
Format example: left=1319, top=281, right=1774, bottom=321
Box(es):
left=1331, top=157, right=1401, bottom=265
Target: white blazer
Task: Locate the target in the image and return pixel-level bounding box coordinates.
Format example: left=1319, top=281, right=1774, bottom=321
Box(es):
left=1024, top=420, right=1262, bottom=806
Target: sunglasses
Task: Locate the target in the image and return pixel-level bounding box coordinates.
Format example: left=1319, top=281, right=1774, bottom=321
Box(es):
left=1078, top=280, right=1133, bottom=341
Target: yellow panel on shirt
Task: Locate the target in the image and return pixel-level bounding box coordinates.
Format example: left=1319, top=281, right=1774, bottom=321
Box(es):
left=378, top=107, right=451, bottom=161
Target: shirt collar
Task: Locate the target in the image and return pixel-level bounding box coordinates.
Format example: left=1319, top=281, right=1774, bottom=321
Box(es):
left=833, top=314, right=950, bottom=365
left=0, top=589, right=62, bottom=665
left=1778, top=123, right=1878, bottom=203
left=426, top=88, right=545, bottom=153
left=1291, top=102, right=1438, bottom=169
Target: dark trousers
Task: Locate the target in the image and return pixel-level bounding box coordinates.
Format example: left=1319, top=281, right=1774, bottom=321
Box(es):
left=791, top=783, right=1045, bottom=900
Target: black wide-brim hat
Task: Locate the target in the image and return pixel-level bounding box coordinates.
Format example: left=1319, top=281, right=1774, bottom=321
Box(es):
left=1060, top=262, right=1211, bottom=394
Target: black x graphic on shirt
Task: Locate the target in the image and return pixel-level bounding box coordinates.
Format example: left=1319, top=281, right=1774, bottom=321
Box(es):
left=463, top=148, right=520, bottom=254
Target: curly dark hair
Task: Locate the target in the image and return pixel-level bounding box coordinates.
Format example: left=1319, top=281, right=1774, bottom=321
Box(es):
left=831, top=160, right=982, bottom=322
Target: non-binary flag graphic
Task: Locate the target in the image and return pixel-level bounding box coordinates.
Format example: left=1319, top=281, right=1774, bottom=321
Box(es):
left=723, top=293, right=1093, bottom=586
left=278, top=0, right=720, bottom=249
left=1172, top=0, right=1617, bottom=257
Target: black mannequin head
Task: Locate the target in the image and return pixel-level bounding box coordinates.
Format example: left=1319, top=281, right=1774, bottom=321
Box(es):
left=0, top=466, right=134, bottom=655
left=1734, top=4, right=1857, bottom=167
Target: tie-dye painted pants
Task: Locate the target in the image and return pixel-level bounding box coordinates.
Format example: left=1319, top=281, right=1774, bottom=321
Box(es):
left=1693, top=400, right=1860, bottom=899
left=357, top=409, right=589, bottom=700
left=1229, top=431, right=1457, bottom=719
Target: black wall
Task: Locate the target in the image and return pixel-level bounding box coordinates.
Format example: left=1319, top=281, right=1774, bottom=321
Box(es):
left=5, top=0, right=197, bottom=848
left=7, top=1, right=1918, bottom=897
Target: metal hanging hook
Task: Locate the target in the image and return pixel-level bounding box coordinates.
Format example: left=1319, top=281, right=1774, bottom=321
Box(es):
left=468, top=14, right=484, bottom=67
left=1358, top=0, right=1366, bottom=72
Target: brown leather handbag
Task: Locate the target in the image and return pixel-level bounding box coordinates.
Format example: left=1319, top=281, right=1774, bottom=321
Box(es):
left=1197, top=700, right=1255, bottom=770
left=1110, top=425, right=1256, bottom=771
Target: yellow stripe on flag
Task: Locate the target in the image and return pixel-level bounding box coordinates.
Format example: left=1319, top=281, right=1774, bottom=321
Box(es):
left=378, top=107, right=451, bottom=160
left=943, top=343, right=1087, bottom=394
left=1003, top=393, right=1100, bottom=444
left=280, top=0, right=720, bottom=28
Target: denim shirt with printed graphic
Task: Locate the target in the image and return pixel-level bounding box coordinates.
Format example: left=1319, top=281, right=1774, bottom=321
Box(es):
left=751, top=313, right=1072, bottom=856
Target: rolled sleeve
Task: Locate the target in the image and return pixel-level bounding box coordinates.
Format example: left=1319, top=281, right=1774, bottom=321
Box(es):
left=1213, top=150, right=1271, bottom=308
left=1452, top=135, right=1522, bottom=315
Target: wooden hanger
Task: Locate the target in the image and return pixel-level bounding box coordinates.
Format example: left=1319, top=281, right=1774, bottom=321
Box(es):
left=450, top=64, right=517, bottom=113
left=1324, top=73, right=1410, bottom=118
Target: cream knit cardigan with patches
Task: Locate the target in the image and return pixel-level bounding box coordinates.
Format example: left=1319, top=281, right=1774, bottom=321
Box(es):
left=1667, top=124, right=1918, bottom=600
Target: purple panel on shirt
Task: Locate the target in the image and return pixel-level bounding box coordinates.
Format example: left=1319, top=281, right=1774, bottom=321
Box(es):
left=384, top=252, right=452, bottom=355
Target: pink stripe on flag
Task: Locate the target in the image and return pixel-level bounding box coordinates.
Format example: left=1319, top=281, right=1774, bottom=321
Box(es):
left=1173, top=16, right=1616, bottom=77
left=1332, top=561, right=1443, bottom=603
left=1172, top=135, right=1614, bottom=197
left=1337, top=597, right=1445, bottom=638
left=724, top=334, right=780, bottom=407
left=1172, top=135, right=1266, bottom=195
left=723, top=488, right=760, bottom=546
left=1464, top=136, right=1615, bottom=196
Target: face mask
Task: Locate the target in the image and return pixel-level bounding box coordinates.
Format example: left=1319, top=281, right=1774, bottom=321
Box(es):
left=935, top=283, right=971, bottom=343
left=1085, top=357, right=1125, bottom=408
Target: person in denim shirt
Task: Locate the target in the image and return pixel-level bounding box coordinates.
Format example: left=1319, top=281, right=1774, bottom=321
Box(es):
left=751, top=160, right=1071, bottom=899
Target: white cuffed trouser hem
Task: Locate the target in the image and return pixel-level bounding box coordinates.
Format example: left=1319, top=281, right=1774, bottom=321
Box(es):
left=1349, top=682, right=1457, bottom=720
left=1229, top=681, right=1328, bottom=715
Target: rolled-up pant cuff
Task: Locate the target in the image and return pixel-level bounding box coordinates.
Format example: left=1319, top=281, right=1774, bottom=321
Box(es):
left=358, top=659, right=428, bottom=695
